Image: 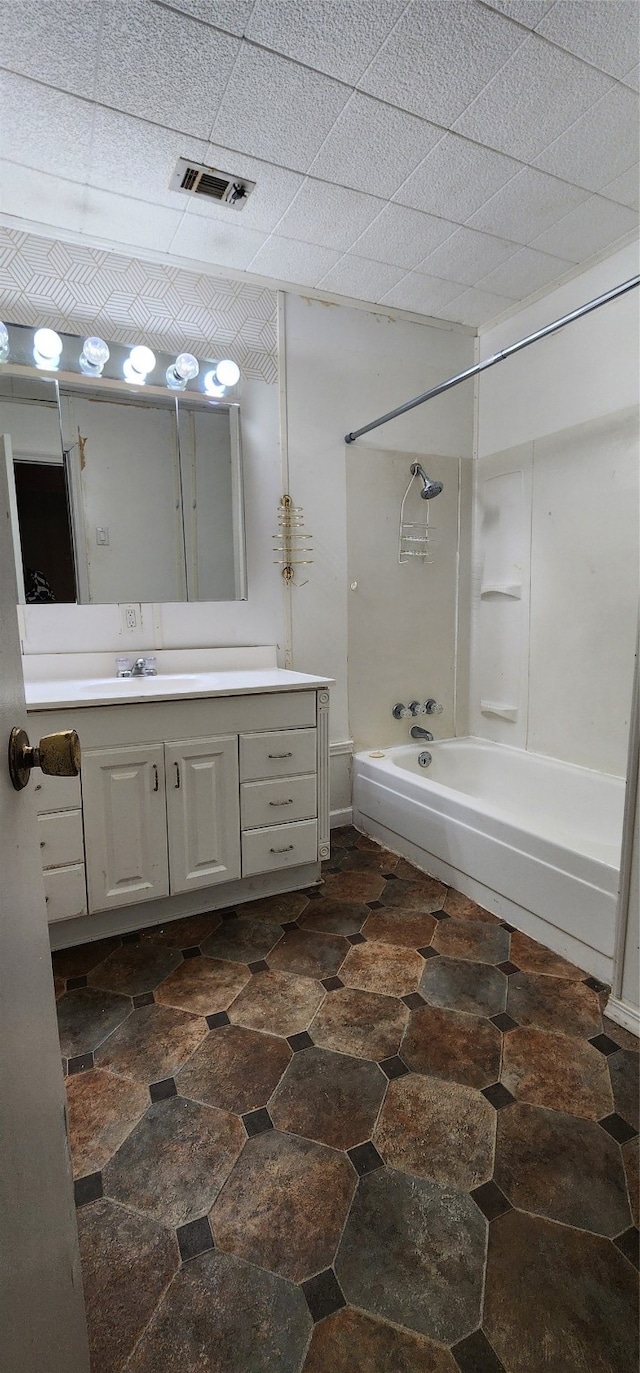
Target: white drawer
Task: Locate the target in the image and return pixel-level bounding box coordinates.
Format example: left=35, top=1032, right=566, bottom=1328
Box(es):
left=33, top=771, right=82, bottom=815
left=241, top=774, right=317, bottom=830
left=37, top=809, right=84, bottom=870
left=242, top=819, right=318, bottom=877
left=240, top=729, right=317, bottom=782
left=43, top=864, right=88, bottom=924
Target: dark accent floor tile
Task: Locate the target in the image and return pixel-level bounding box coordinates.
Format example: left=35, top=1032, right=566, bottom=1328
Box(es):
left=68, top=1051, right=94, bottom=1075
left=380, top=874, right=448, bottom=913
left=432, top=919, right=510, bottom=966
left=590, top=1033, right=622, bottom=1055
left=501, top=923, right=516, bottom=933
left=471, top=1180, right=512, bottom=1222
left=220, top=908, right=238, bottom=920
left=248, top=958, right=270, bottom=973
left=77, top=1197, right=179, bottom=1373
left=149, top=1077, right=177, bottom=1102
left=66, top=1068, right=149, bottom=1178
left=495, top=1101, right=631, bottom=1236
left=614, top=1226, right=639, bottom=1270
left=268, top=927, right=349, bottom=979
left=482, top=1083, right=516, bottom=1111
left=401, top=1004, right=502, bottom=1090
left=320, top=870, right=386, bottom=904
left=155, top=956, right=251, bottom=1016
left=348, top=1141, right=385, bottom=1176
left=121, top=932, right=141, bottom=944
left=88, top=942, right=182, bottom=997
left=52, top=936, right=121, bottom=980
left=366, top=900, right=385, bottom=910
left=281, top=919, right=299, bottom=930
left=181, top=946, right=201, bottom=959
left=176, top=1215, right=215, bottom=1263
left=382, top=868, right=399, bottom=878
left=228, top=969, right=324, bottom=1037
left=302, top=1307, right=458, bottom=1373
left=484, top=1209, right=639, bottom=1373
left=209, top=1129, right=356, bottom=1283
left=299, top=898, right=369, bottom=936
left=584, top=975, right=609, bottom=993
left=321, top=975, right=344, bottom=991
left=126, top=1249, right=312, bottom=1373
left=335, top=1168, right=486, bottom=1344
left=66, top=974, right=88, bottom=990
left=311, top=987, right=409, bottom=1062
left=177, top=1024, right=291, bottom=1114
left=609, top=1049, right=639, bottom=1132
left=287, top=1030, right=314, bottom=1051
left=432, top=908, right=451, bottom=921
left=346, top=931, right=367, bottom=945
left=206, top=1010, right=230, bottom=1029
left=140, top=910, right=222, bottom=949
left=94, top=1003, right=207, bottom=1085
left=496, top=961, right=519, bottom=975
left=491, top=1012, right=519, bottom=1032
left=402, top=991, right=426, bottom=1010
left=363, top=907, right=437, bottom=949
left=443, top=891, right=500, bottom=924
left=342, top=942, right=423, bottom=997
left=239, top=891, right=310, bottom=924
left=420, top=957, right=507, bottom=1018
left=132, top=991, right=155, bottom=1008
left=506, top=970, right=602, bottom=1039
left=302, top=1268, right=346, bottom=1323
left=74, top=1171, right=103, bottom=1207
left=103, top=1097, right=245, bottom=1228
left=502, top=1026, right=614, bottom=1119
left=600, top=1113, right=637, bottom=1143
left=272, top=1046, right=386, bottom=1151
left=57, top=986, right=132, bottom=1058
left=201, top=915, right=283, bottom=965
left=242, top=1107, right=274, bottom=1137
left=452, top=1328, right=507, bottom=1373
left=379, top=1055, right=410, bottom=1080
left=420, top=945, right=440, bottom=959
left=509, top=931, right=585, bottom=981
left=374, top=1075, right=495, bottom=1190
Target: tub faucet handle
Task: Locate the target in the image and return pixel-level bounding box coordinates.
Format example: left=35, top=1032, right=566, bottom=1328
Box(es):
left=424, top=699, right=443, bottom=715
left=392, top=703, right=412, bottom=719
left=408, top=701, right=425, bottom=716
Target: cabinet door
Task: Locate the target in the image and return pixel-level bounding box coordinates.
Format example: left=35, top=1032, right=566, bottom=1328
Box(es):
left=166, top=736, right=241, bottom=893
left=82, top=744, right=169, bottom=912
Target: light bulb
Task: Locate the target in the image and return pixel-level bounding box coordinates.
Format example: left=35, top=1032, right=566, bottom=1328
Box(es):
left=203, top=368, right=226, bottom=398
left=166, top=352, right=199, bottom=389
left=215, top=358, right=240, bottom=387
left=123, top=344, right=156, bottom=383
left=0, top=321, right=8, bottom=362
left=33, top=327, right=63, bottom=369
left=79, top=336, right=110, bottom=375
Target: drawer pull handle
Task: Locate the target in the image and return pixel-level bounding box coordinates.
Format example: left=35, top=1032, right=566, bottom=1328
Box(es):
left=268, top=752, right=293, bottom=759
left=152, top=764, right=159, bottom=792
left=269, top=798, right=293, bottom=807
left=270, top=844, right=294, bottom=854
left=175, top=763, right=181, bottom=789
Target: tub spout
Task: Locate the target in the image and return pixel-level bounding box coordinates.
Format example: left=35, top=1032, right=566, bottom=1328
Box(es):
left=410, top=726, right=434, bottom=741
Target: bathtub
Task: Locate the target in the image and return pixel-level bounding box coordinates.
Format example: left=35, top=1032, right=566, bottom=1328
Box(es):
left=353, top=737, right=625, bottom=984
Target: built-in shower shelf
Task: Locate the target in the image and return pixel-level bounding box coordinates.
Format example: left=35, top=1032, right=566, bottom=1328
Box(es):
left=480, top=700, right=519, bottom=722
left=479, top=582, right=522, bottom=598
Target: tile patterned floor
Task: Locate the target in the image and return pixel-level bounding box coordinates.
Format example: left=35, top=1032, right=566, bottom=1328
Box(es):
left=54, top=826, right=639, bottom=1373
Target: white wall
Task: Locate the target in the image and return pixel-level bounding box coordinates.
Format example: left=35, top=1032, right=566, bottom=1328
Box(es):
left=472, top=242, right=640, bottom=775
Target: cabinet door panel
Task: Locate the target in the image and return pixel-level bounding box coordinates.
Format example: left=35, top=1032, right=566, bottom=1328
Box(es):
left=82, top=745, right=169, bottom=912
left=166, top=736, right=240, bottom=893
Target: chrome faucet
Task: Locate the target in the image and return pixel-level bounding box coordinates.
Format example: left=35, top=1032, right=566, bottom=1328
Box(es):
left=410, top=725, right=434, bottom=741
left=132, top=657, right=157, bottom=677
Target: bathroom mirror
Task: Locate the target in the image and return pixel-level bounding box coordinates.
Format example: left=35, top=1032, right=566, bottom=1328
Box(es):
left=0, top=368, right=246, bottom=604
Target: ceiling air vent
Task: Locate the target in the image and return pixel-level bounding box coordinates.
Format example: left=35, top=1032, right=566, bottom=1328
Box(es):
left=171, top=157, right=255, bottom=208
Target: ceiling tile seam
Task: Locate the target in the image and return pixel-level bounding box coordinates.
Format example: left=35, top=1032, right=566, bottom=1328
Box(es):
left=479, top=0, right=640, bottom=85
left=203, top=34, right=247, bottom=146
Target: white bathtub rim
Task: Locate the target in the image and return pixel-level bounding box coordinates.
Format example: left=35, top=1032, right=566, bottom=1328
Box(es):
left=357, top=735, right=626, bottom=785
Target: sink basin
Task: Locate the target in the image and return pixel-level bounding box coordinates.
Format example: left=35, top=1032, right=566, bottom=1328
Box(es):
left=78, top=674, right=204, bottom=694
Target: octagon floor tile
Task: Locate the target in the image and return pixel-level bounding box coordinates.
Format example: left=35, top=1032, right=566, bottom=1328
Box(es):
left=380, top=875, right=447, bottom=912
left=77, top=1197, right=179, bottom=1373
left=310, top=986, right=409, bottom=1061
left=176, top=1024, right=291, bottom=1114
left=201, top=916, right=284, bottom=964
left=94, top=1004, right=207, bottom=1084
left=268, top=927, right=349, bottom=979
left=103, top=1096, right=244, bottom=1228
left=401, top=1004, right=502, bottom=1089
left=623, top=1137, right=639, bottom=1226
left=87, top=942, right=182, bottom=997
left=509, top=931, right=585, bottom=980
left=321, top=870, right=386, bottom=903
left=362, top=907, right=437, bottom=949
left=340, top=847, right=400, bottom=873
left=138, top=910, right=222, bottom=948
left=210, top=1130, right=356, bottom=1283
left=484, top=1209, right=639, bottom=1373
left=302, top=1307, right=458, bottom=1372
left=432, top=918, right=510, bottom=965
left=66, top=1068, right=148, bottom=1178
left=341, top=943, right=423, bottom=997
left=127, top=1249, right=312, bottom=1373
left=506, top=970, right=602, bottom=1039
left=495, top=1101, right=632, bottom=1236
left=155, top=956, right=250, bottom=1016
left=57, top=987, right=132, bottom=1059
left=299, top=898, right=369, bottom=936
left=52, top=936, right=121, bottom=980
left=501, top=1027, right=614, bottom=1120
left=239, top=891, right=310, bottom=923
left=335, top=1168, right=486, bottom=1345
left=228, top=969, right=324, bottom=1036
left=442, top=891, right=501, bottom=924
left=270, top=1046, right=386, bottom=1150
left=608, top=1049, right=639, bottom=1132
left=419, top=957, right=507, bottom=1017
left=374, top=1075, right=495, bottom=1190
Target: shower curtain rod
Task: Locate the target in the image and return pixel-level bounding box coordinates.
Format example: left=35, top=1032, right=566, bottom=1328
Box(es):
left=344, top=274, right=640, bottom=444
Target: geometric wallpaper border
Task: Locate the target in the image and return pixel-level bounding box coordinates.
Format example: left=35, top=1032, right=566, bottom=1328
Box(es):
left=0, top=226, right=277, bottom=384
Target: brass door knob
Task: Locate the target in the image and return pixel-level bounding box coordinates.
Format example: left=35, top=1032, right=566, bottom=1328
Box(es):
left=8, top=727, right=81, bottom=791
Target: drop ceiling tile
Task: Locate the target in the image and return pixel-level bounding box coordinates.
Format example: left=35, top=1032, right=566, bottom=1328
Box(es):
left=478, top=245, right=573, bottom=298
left=81, top=187, right=185, bottom=254
left=378, top=272, right=464, bottom=314
left=193, top=147, right=305, bottom=232
left=466, top=167, right=589, bottom=244
left=273, top=180, right=386, bottom=252
left=438, top=286, right=513, bottom=326
left=0, top=0, right=102, bottom=97
left=168, top=211, right=269, bottom=269
left=601, top=165, right=640, bottom=211
left=0, top=71, right=94, bottom=182
left=622, top=64, right=639, bottom=89
left=246, top=234, right=342, bottom=287
left=395, top=133, right=524, bottom=223
left=211, top=44, right=351, bottom=173
left=148, top=0, right=255, bottom=36
left=90, top=109, right=208, bottom=211
left=308, top=92, right=442, bottom=199
left=351, top=203, right=458, bottom=271
left=529, top=194, right=639, bottom=262
left=246, top=0, right=407, bottom=85
left=534, top=84, right=639, bottom=193
left=417, top=226, right=520, bottom=287
left=481, top=1, right=554, bottom=26
left=359, top=0, right=526, bottom=127
left=535, top=1, right=640, bottom=80
left=96, top=0, right=241, bottom=139
left=316, top=253, right=406, bottom=302
left=0, top=162, right=86, bottom=236
left=454, top=33, right=615, bottom=162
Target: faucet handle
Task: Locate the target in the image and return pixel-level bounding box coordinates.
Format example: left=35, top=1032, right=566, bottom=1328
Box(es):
left=116, top=656, right=132, bottom=678
left=408, top=701, right=426, bottom=715
left=424, top=699, right=443, bottom=715
left=392, top=703, right=412, bottom=719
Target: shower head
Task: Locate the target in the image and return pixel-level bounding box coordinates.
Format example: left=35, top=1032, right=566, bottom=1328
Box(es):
left=410, top=462, right=443, bottom=499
